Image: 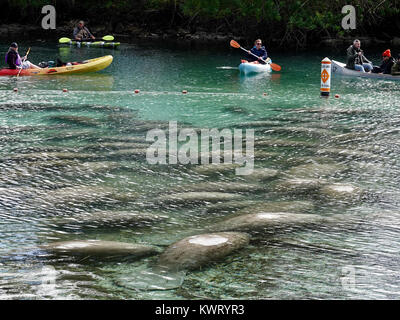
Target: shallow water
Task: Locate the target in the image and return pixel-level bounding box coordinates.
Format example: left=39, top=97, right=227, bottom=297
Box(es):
left=1, top=40, right=400, bottom=299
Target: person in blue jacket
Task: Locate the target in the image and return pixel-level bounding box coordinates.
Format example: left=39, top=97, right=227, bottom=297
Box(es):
left=246, top=39, right=268, bottom=64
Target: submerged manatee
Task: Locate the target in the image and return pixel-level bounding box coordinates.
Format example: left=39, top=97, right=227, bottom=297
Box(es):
left=274, top=178, right=324, bottom=194
left=51, top=210, right=167, bottom=228
left=156, top=192, right=243, bottom=206
left=35, top=185, right=139, bottom=208
left=287, top=162, right=344, bottom=179
left=319, top=183, right=363, bottom=201
left=192, top=163, right=241, bottom=175
left=242, top=168, right=279, bottom=181
left=41, top=240, right=158, bottom=260
left=254, top=137, right=314, bottom=148
left=3, top=152, right=95, bottom=162
left=235, top=201, right=315, bottom=215
left=175, top=181, right=265, bottom=193
left=157, top=232, right=249, bottom=271
left=213, top=212, right=328, bottom=233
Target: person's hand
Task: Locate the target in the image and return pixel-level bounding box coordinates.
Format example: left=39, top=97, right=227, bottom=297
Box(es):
left=358, top=52, right=362, bottom=56
left=248, top=50, right=251, bottom=54
left=91, top=35, right=95, bottom=40
left=22, top=55, right=27, bottom=60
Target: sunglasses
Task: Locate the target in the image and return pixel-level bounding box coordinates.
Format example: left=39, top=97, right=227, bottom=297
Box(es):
left=256, top=43, right=262, bottom=45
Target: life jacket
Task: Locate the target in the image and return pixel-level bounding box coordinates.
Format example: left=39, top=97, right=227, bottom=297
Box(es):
left=5, top=49, right=21, bottom=69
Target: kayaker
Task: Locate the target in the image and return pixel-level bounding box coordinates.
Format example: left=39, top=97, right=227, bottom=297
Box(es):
left=345, top=39, right=373, bottom=72
left=246, top=39, right=268, bottom=64
left=73, top=21, right=95, bottom=41
left=392, top=54, right=400, bottom=76
left=373, top=49, right=395, bottom=74
left=5, top=43, right=40, bottom=69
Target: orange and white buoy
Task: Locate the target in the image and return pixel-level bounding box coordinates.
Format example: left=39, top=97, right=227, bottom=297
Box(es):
left=320, top=57, right=331, bottom=97
left=182, top=90, right=188, bottom=94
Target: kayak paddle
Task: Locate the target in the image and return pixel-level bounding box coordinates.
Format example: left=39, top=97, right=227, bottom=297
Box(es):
left=230, top=40, right=281, bottom=72
left=16, top=47, right=31, bottom=78
left=59, top=35, right=114, bottom=43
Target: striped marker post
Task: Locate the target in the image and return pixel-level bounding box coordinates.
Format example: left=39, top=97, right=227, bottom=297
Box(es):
left=320, top=57, right=331, bottom=97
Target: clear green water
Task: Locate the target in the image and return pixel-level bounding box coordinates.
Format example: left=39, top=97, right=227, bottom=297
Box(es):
left=1, top=40, right=400, bottom=299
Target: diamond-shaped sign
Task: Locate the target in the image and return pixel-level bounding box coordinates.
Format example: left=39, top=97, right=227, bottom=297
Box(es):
left=321, top=69, right=330, bottom=83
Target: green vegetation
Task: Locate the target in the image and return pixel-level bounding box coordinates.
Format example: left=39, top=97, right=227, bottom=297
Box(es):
left=2, top=0, right=399, bottom=47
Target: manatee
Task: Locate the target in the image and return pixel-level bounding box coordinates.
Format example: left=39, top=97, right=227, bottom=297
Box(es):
left=80, top=142, right=150, bottom=151
left=262, top=126, right=336, bottom=138
left=204, top=200, right=262, bottom=213
left=107, top=148, right=149, bottom=159
left=274, top=178, right=323, bottom=194
left=331, top=131, right=370, bottom=143
left=238, top=120, right=283, bottom=128
left=48, top=115, right=101, bottom=127
left=213, top=212, right=327, bottom=232
left=157, top=232, right=249, bottom=271
left=288, top=107, right=374, bottom=116
left=3, top=152, right=95, bottom=162
left=287, top=162, right=344, bottom=179
left=63, top=161, right=120, bottom=175
left=254, top=138, right=314, bottom=148
left=319, top=183, right=363, bottom=201
left=253, top=150, right=280, bottom=160
left=192, top=163, right=241, bottom=175
left=99, top=136, right=148, bottom=143
left=35, top=185, right=139, bottom=207
left=316, top=148, right=378, bottom=160
left=242, top=168, right=279, bottom=181
left=45, top=129, right=96, bottom=141
left=235, top=201, right=315, bottom=215
left=40, top=240, right=158, bottom=260
left=51, top=210, right=167, bottom=228
left=156, top=192, right=243, bottom=205
left=175, top=182, right=265, bottom=193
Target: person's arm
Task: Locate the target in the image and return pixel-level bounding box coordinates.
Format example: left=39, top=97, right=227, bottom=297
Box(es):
left=362, top=52, right=371, bottom=64
left=85, top=27, right=95, bottom=40
left=261, top=48, right=267, bottom=60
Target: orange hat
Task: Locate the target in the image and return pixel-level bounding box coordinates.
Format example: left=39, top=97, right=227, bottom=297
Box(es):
left=382, top=49, right=391, bottom=57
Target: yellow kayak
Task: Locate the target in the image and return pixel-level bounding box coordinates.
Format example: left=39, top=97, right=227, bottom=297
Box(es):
left=0, top=55, right=113, bottom=76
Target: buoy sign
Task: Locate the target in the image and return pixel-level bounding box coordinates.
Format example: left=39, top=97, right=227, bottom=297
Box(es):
left=320, top=57, right=331, bottom=97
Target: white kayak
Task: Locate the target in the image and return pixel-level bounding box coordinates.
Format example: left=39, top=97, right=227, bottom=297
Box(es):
left=332, top=60, right=400, bottom=81
left=239, top=61, right=272, bottom=75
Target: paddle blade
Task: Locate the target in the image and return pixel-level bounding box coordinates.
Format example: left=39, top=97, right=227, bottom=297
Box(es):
left=270, top=63, right=281, bottom=72
left=230, top=40, right=241, bottom=49
left=59, top=37, right=71, bottom=44
left=102, top=35, right=114, bottom=41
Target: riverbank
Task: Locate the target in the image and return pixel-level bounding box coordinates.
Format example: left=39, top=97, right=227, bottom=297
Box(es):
left=1, top=22, right=399, bottom=50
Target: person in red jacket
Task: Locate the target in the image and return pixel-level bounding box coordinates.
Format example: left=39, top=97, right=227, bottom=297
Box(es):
left=377, top=49, right=395, bottom=74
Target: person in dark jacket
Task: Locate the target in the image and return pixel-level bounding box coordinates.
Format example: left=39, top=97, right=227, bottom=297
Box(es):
left=391, top=54, right=400, bottom=76
left=373, top=49, right=395, bottom=74
left=246, top=39, right=268, bottom=64
left=73, top=21, right=95, bottom=41
left=345, top=39, right=373, bottom=72
left=5, top=42, right=39, bottom=69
